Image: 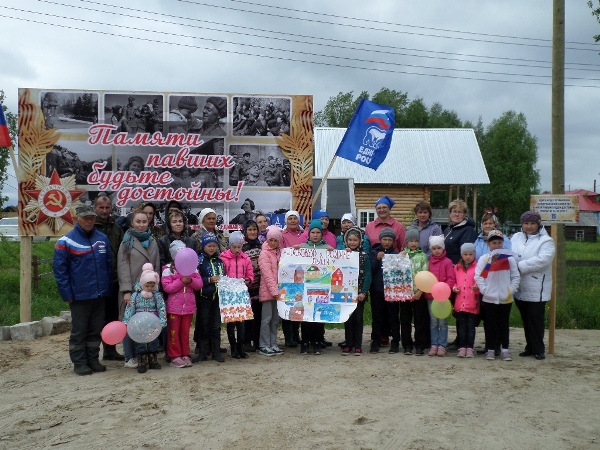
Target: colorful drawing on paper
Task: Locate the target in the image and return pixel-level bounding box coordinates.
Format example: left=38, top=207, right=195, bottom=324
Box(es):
left=277, top=248, right=359, bottom=323
left=217, top=276, right=253, bottom=323
left=382, top=253, right=414, bottom=302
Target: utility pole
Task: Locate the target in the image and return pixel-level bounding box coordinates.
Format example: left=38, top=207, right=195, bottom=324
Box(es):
left=550, top=0, right=565, bottom=354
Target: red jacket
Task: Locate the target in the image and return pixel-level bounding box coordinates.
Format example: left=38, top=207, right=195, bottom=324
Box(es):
left=425, top=251, right=456, bottom=300
left=161, top=265, right=203, bottom=315
left=220, top=249, right=255, bottom=283
left=453, top=262, right=480, bottom=314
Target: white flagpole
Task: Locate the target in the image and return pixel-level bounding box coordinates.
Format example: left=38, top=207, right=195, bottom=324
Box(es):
left=311, top=155, right=337, bottom=209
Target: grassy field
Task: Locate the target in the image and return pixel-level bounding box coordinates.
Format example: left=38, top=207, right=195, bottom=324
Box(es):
left=1, top=239, right=599, bottom=329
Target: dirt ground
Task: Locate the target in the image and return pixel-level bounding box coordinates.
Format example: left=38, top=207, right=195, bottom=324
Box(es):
left=0, top=326, right=599, bottom=450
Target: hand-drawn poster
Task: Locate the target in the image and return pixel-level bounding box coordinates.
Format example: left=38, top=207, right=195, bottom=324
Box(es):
left=277, top=248, right=359, bottom=323
left=217, top=276, right=254, bottom=323
left=382, top=253, right=414, bottom=301
left=16, top=89, right=314, bottom=237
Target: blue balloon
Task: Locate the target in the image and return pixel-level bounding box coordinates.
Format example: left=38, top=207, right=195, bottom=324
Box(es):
left=127, top=312, right=162, bottom=343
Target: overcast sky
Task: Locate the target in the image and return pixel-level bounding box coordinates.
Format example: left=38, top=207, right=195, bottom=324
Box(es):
left=1, top=0, right=599, bottom=205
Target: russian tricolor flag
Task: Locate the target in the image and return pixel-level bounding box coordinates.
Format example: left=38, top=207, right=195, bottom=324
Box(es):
left=0, top=104, right=12, bottom=148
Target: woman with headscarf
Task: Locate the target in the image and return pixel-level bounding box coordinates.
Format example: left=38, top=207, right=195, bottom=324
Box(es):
left=410, top=201, right=443, bottom=255
left=192, top=207, right=227, bottom=253
left=299, top=210, right=337, bottom=248
left=364, top=196, right=407, bottom=252
left=336, top=213, right=371, bottom=252
left=117, top=209, right=160, bottom=369
left=280, top=210, right=304, bottom=347
left=510, top=211, right=555, bottom=360
left=474, top=212, right=512, bottom=260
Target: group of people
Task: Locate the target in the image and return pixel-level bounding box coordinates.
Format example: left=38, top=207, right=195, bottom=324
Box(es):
left=53, top=193, right=554, bottom=376
left=228, top=153, right=292, bottom=187
left=232, top=100, right=290, bottom=137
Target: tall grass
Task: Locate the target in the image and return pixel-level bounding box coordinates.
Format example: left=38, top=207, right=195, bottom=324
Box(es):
left=1, top=240, right=599, bottom=329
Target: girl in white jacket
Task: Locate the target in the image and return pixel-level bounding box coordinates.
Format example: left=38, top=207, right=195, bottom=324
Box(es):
left=475, top=230, right=520, bottom=361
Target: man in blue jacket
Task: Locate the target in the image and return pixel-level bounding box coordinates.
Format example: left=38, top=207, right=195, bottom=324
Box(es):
left=53, top=204, right=112, bottom=375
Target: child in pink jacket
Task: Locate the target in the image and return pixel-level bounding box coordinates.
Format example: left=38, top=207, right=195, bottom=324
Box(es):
left=161, top=240, right=203, bottom=368
left=220, top=231, right=255, bottom=359
left=426, top=235, right=456, bottom=357
left=257, top=225, right=283, bottom=357
left=452, top=243, right=480, bottom=358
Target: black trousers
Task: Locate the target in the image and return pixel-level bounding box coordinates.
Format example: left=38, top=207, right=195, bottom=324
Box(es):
left=227, top=321, right=245, bottom=344
left=344, top=301, right=365, bottom=349
left=481, top=302, right=512, bottom=350
left=301, top=322, right=324, bottom=345
left=399, top=299, right=430, bottom=350
left=69, top=298, right=105, bottom=365
left=455, top=311, right=477, bottom=349
left=515, top=299, right=546, bottom=355
left=197, top=295, right=221, bottom=345
left=244, top=297, right=262, bottom=348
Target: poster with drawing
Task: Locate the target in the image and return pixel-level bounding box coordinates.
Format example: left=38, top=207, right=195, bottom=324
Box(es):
left=382, top=253, right=414, bottom=302
left=217, top=276, right=254, bottom=323
left=277, top=248, right=359, bottom=323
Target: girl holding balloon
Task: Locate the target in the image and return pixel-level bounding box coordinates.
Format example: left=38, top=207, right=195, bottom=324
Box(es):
left=452, top=243, right=480, bottom=358
left=161, top=240, right=203, bottom=368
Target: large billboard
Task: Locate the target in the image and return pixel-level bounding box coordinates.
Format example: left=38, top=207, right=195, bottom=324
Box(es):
left=17, top=89, right=314, bottom=236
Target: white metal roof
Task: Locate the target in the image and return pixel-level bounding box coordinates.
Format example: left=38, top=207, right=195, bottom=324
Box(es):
left=314, top=127, right=490, bottom=185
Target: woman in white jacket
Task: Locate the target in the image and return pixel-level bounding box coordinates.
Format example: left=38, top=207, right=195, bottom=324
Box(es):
left=510, top=211, right=555, bottom=360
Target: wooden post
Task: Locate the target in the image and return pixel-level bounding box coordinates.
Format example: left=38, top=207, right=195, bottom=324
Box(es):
left=32, top=255, right=39, bottom=290
left=549, top=0, right=565, bottom=354
left=472, top=185, right=478, bottom=222
left=20, top=237, right=32, bottom=323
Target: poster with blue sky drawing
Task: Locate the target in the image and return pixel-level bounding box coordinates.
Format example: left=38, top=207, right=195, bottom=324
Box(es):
left=277, top=248, right=359, bottom=323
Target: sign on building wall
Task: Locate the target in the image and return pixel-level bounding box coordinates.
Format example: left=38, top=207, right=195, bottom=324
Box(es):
left=17, top=89, right=314, bottom=236
left=277, top=248, right=359, bottom=323
left=530, top=195, right=579, bottom=224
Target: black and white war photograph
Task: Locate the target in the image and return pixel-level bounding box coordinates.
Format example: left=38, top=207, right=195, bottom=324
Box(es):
left=228, top=144, right=291, bottom=187
left=227, top=190, right=292, bottom=226
left=167, top=95, right=227, bottom=136
left=104, top=93, right=164, bottom=134
left=231, top=95, right=291, bottom=136
left=40, top=91, right=99, bottom=131
left=46, top=139, right=113, bottom=187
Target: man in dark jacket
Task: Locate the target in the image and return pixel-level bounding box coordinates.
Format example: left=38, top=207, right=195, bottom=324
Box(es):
left=93, top=194, right=125, bottom=361
left=54, top=204, right=112, bottom=375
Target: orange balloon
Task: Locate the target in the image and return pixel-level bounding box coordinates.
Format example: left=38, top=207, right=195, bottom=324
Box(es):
left=414, top=271, right=438, bottom=293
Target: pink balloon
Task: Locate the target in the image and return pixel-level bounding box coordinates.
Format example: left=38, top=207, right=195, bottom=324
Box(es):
left=101, top=321, right=127, bottom=345
left=431, top=282, right=451, bottom=301
left=174, top=247, right=198, bottom=276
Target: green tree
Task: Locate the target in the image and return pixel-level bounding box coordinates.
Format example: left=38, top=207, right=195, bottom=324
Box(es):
left=428, top=102, right=463, bottom=128
left=0, top=90, right=17, bottom=209
left=314, top=90, right=368, bottom=127
left=400, top=98, right=429, bottom=128
left=588, top=1, right=600, bottom=42
left=478, top=111, right=540, bottom=223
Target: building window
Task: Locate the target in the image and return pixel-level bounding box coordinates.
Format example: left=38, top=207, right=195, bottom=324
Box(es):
left=358, top=209, right=375, bottom=228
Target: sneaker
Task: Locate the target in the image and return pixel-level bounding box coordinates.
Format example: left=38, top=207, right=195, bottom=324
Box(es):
left=354, top=347, right=362, bottom=356
left=182, top=356, right=193, bottom=367
left=300, top=343, right=309, bottom=354
left=535, top=353, right=546, bottom=360
left=124, top=358, right=138, bottom=369
left=380, top=336, right=389, bottom=347
left=270, top=345, right=284, bottom=355
left=428, top=346, right=438, bottom=357
left=404, top=347, right=414, bottom=355
left=457, top=348, right=467, bottom=358
left=466, top=348, right=475, bottom=358
left=437, top=347, right=446, bottom=357
left=501, top=350, right=513, bottom=361
left=341, top=346, right=351, bottom=356
left=389, top=342, right=400, bottom=354
left=519, top=350, right=534, bottom=357
left=259, top=347, right=274, bottom=357
left=170, top=357, right=187, bottom=368
left=486, top=350, right=496, bottom=360
left=415, top=348, right=424, bottom=356
left=313, top=343, right=322, bottom=355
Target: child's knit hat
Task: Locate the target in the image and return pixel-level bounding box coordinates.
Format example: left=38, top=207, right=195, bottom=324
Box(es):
left=379, top=227, right=396, bottom=241
left=169, top=240, right=186, bottom=260
left=429, top=235, right=445, bottom=249
left=140, top=263, right=159, bottom=286
left=343, top=226, right=363, bottom=247
left=405, top=227, right=420, bottom=243
left=201, top=232, right=219, bottom=249
left=308, top=219, right=323, bottom=233
left=266, top=225, right=282, bottom=242
left=461, top=242, right=476, bottom=254
left=229, top=230, right=245, bottom=246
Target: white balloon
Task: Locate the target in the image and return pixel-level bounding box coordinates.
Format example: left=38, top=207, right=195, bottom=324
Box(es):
left=127, top=312, right=162, bottom=343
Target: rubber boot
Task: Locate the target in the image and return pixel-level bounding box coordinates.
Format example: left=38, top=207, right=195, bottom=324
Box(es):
left=102, top=343, right=124, bottom=361
left=137, top=353, right=148, bottom=373
left=192, top=340, right=208, bottom=363
left=229, top=336, right=240, bottom=359
left=148, top=352, right=161, bottom=370
left=238, top=341, right=248, bottom=359
left=211, top=339, right=225, bottom=362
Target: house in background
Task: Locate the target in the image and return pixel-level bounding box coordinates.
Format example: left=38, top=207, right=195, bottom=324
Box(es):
left=313, top=128, right=489, bottom=230
left=564, top=190, right=600, bottom=242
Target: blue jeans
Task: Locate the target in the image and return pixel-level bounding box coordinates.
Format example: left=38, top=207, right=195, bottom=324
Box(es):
left=134, top=337, right=160, bottom=354
left=428, top=300, right=448, bottom=348
left=122, top=334, right=136, bottom=361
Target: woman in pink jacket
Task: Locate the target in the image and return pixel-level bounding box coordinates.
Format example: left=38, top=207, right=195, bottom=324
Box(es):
left=220, top=231, right=255, bottom=359
left=258, top=225, right=283, bottom=357
left=161, top=240, right=203, bottom=368
left=452, top=243, right=480, bottom=358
